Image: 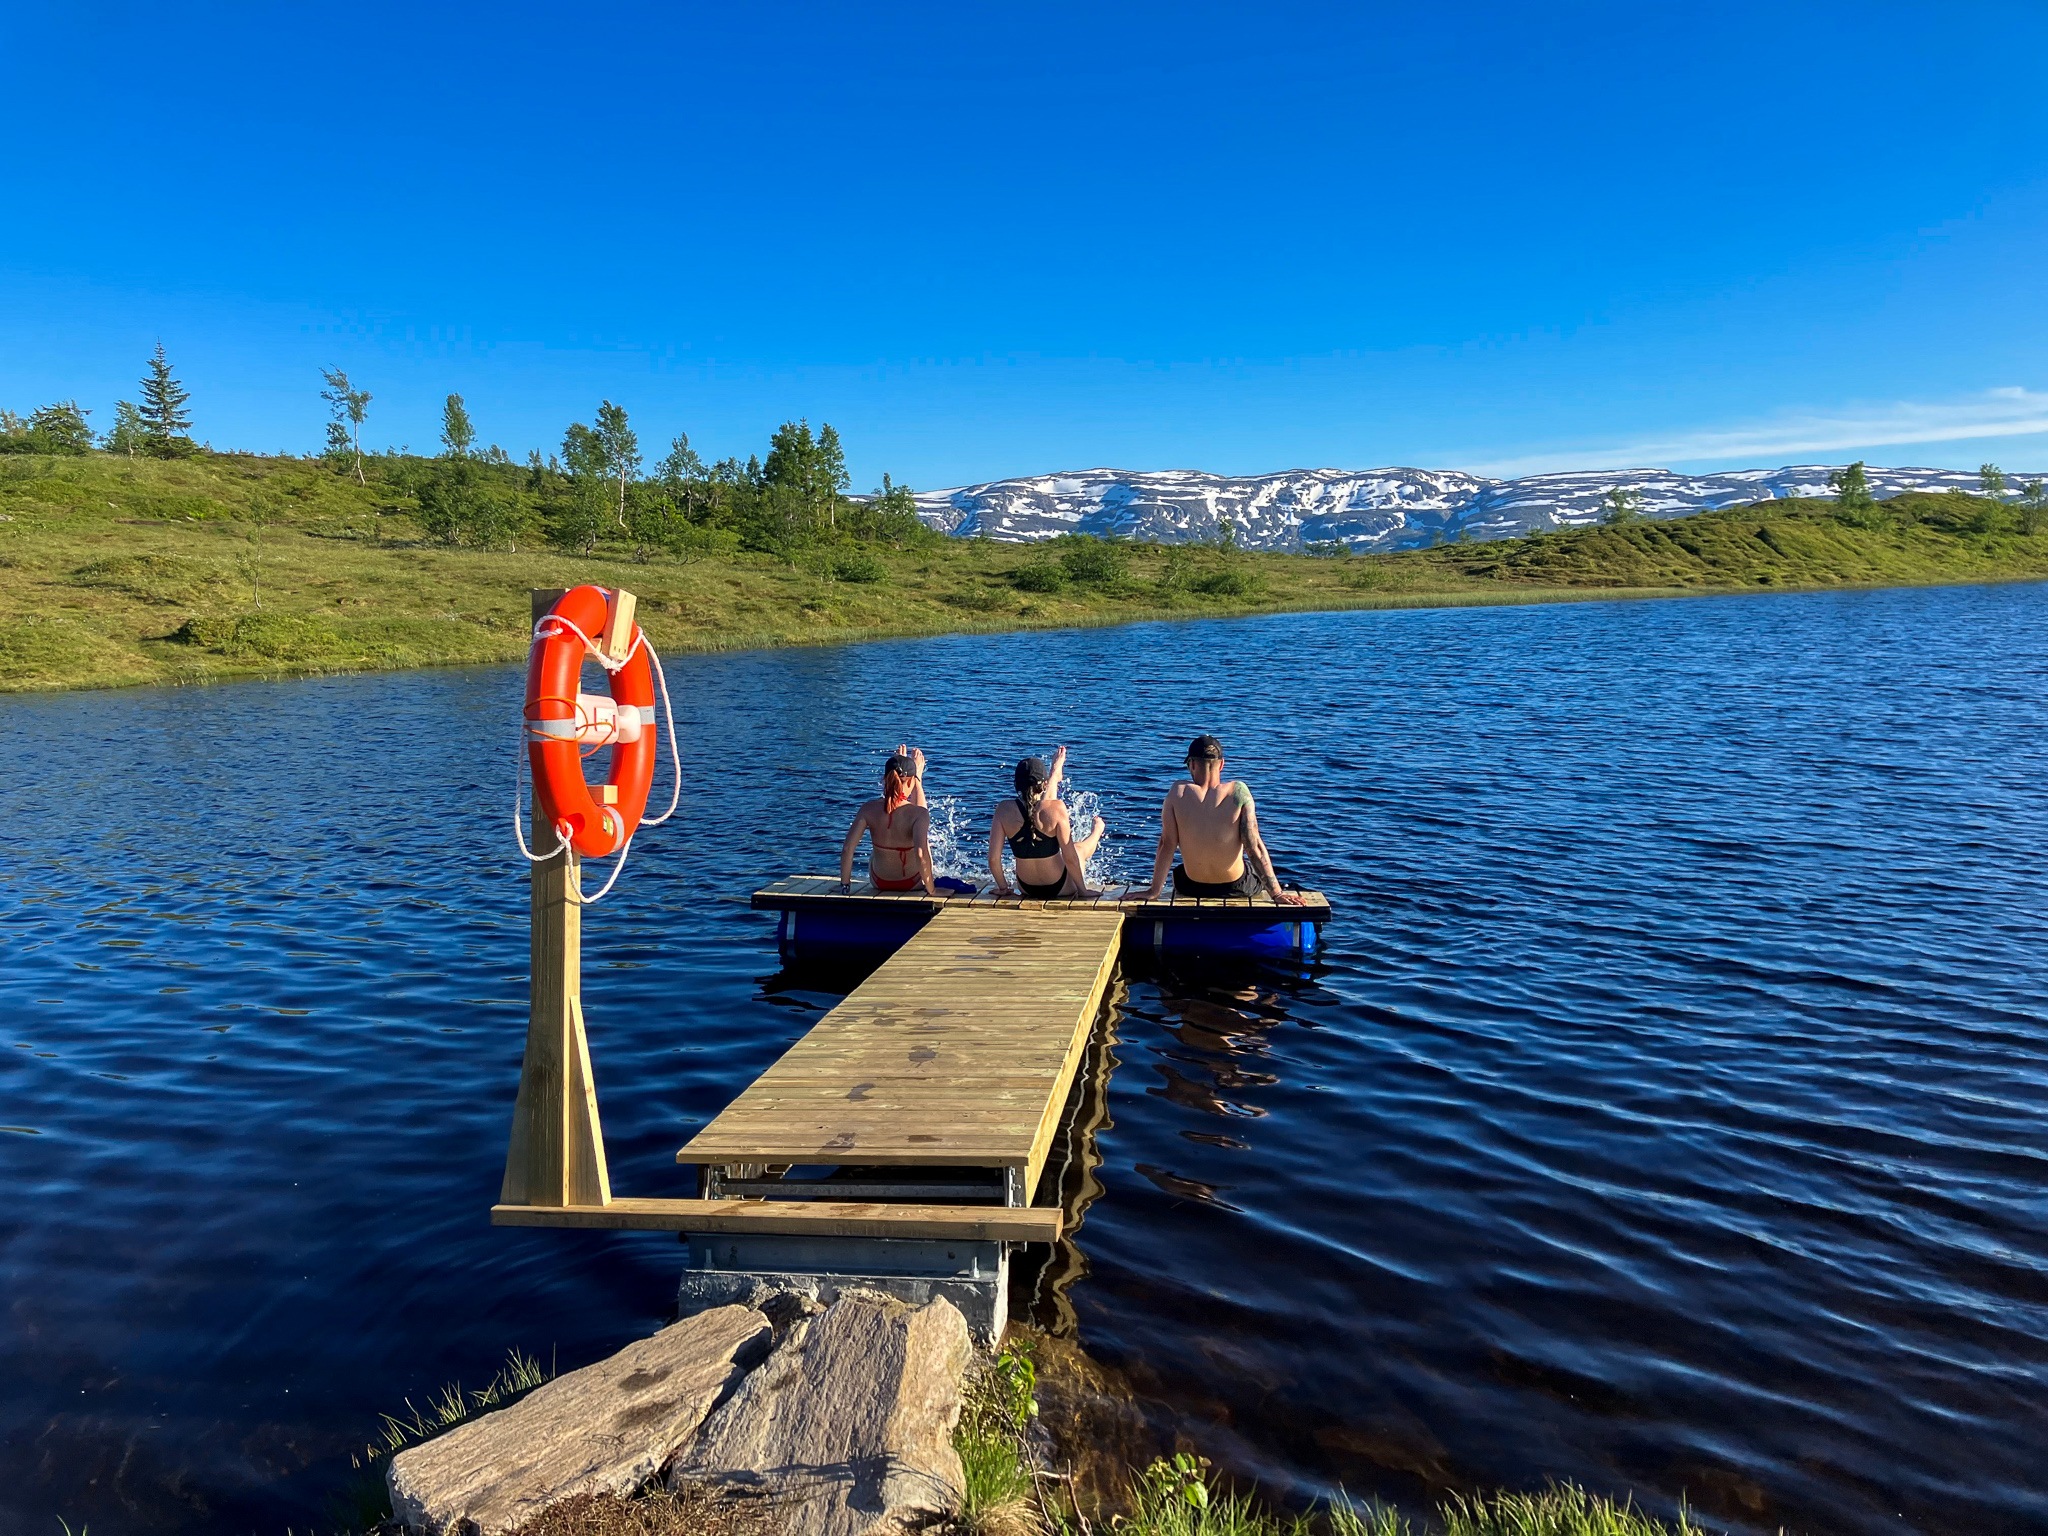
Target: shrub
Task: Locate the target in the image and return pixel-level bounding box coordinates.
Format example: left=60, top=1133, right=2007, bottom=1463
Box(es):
left=1192, top=567, right=1258, bottom=597
left=833, top=551, right=887, bottom=583
left=1010, top=560, right=1066, bottom=593
left=1056, top=535, right=1129, bottom=586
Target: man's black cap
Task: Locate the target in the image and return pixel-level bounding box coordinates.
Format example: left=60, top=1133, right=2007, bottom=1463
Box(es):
left=1187, top=734, right=1224, bottom=761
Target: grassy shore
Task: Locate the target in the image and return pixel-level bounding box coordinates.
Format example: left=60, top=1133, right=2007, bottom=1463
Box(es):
left=3, top=450, right=2045, bottom=694
left=340, top=1337, right=1707, bottom=1536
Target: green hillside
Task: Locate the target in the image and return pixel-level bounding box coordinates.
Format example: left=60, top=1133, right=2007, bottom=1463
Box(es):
left=1, top=451, right=2043, bottom=693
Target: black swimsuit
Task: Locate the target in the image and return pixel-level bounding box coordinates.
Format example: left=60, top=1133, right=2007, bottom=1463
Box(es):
left=1007, top=797, right=1068, bottom=897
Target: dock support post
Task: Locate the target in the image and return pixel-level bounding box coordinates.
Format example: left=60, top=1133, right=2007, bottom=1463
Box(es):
left=499, top=589, right=612, bottom=1211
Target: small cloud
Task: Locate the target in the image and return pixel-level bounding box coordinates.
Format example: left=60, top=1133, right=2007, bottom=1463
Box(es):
left=1462, top=388, right=2048, bottom=477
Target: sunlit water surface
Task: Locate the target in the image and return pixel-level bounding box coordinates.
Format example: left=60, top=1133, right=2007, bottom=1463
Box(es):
left=4, top=585, right=2047, bottom=1536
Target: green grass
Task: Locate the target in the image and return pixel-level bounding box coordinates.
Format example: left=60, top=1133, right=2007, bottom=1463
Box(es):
left=957, top=1343, right=1045, bottom=1536
left=1117, top=1457, right=1699, bottom=1536
left=956, top=1342, right=1707, bottom=1536
left=3, top=450, right=2044, bottom=693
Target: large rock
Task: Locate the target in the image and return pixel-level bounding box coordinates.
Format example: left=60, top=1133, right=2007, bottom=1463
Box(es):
left=670, top=1291, right=972, bottom=1536
left=387, top=1305, right=772, bottom=1536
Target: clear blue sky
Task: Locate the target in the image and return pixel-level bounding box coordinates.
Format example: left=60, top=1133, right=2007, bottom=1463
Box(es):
left=4, top=1, right=2045, bottom=488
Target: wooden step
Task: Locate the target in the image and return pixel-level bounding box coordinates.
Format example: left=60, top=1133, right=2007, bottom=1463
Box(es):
left=491, top=1197, right=1062, bottom=1243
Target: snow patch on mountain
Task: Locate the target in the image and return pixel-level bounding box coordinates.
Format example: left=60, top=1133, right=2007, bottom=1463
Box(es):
left=912, top=463, right=2033, bottom=551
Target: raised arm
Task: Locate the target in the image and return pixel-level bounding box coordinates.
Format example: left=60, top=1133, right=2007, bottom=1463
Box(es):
left=1143, top=793, right=1179, bottom=900
left=1239, top=792, right=1305, bottom=906
left=913, top=807, right=938, bottom=897
left=987, top=806, right=1013, bottom=896
left=840, top=805, right=869, bottom=893
left=896, top=744, right=929, bottom=808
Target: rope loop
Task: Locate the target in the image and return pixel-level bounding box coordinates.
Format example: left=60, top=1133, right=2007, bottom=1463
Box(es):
left=531, top=611, right=643, bottom=673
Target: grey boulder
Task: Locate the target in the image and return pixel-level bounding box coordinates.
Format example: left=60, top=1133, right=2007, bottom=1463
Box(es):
left=670, top=1290, right=972, bottom=1536
left=387, top=1304, right=772, bottom=1536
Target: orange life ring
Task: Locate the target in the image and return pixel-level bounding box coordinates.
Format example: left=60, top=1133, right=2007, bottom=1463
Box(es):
left=524, top=585, right=656, bottom=857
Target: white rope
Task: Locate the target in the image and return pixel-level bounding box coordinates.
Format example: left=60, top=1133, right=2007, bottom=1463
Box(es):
left=512, top=723, right=572, bottom=864
left=578, top=834, right=634, bottom=904
left=532, top=611, right=644, bottom=672
left=637, top=639, right=682, bottom=827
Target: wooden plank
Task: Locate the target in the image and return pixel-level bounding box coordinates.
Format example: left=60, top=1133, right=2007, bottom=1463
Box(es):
left=492, top=1197, right=1061, bottom=1242
left=1025, top=915, right=1121, bottom=1192
left=679, top=908, right=1124, bottom=1184
left=564, top=994, right=611, bottom=1206
left=601, top=587, right=638, bottom=662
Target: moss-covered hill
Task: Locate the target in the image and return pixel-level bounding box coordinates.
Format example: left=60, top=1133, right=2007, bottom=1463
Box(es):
left=1, top=451, right=2043, bottom=693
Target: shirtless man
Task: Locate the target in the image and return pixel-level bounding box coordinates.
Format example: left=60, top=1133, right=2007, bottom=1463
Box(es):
left=839, top=744, right=938, bottom=895
left=1141, top=735, right=1305, bottom=904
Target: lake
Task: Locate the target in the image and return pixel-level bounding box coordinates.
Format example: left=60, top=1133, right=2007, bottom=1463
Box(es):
left=4, top=583, right=2046, bottom=1536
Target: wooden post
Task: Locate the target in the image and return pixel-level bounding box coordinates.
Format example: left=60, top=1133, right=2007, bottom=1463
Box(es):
left=500, top=588, right=613, bottom=1209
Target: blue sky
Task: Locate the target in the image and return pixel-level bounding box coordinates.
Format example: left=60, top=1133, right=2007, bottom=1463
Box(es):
left=3, top=0, right=2045, bottom=488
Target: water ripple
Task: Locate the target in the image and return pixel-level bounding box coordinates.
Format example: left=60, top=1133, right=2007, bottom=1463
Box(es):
left=3, top=584, right=2047, bottom=1534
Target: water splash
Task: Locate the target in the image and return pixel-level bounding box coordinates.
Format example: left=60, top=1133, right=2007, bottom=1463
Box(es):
left=920, top=786, right=1128, bottom=888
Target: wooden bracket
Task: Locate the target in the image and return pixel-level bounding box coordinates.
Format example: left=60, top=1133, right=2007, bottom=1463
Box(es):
left=601, top=588, right=638, bottom=663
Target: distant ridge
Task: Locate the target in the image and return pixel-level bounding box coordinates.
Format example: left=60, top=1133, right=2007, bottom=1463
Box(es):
left=913, top=464, right=2041, bottom=551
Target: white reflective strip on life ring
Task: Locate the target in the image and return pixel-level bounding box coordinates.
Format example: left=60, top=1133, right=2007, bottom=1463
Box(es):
left=527, top=702, right=646, bottom=746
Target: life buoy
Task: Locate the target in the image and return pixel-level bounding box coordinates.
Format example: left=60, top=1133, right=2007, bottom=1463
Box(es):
left=524, top=585, right=656, bottom=857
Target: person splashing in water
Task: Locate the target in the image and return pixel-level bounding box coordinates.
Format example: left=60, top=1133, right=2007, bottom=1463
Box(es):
left=989, top=746, right=1108, bottom=899
left=840, top=744, right=938, bottom=894
left=1142, top=734, right=1305, bottom=904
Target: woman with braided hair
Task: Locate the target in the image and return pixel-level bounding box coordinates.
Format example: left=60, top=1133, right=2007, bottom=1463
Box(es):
left=988, top=745, right=1108, bottom=899
left=839, top=744, right=938, bottom=894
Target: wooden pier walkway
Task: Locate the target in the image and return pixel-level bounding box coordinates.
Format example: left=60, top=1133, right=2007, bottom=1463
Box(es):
left=494, top=906, right=1123, bottom=1242
left=678, top=907, right=1124, bottom=1197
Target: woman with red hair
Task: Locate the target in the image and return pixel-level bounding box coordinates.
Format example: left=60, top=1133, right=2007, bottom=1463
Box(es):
left=839, top=744, right=938, bottom=894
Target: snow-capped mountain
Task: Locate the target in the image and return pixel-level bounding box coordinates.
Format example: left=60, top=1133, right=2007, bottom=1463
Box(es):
left=912, top=464, right=2033, bottom=552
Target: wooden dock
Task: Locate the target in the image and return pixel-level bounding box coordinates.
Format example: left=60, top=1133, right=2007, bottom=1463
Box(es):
left=678, top=906, right=1125, bottom=1201
left=494, top=905, right=1124, bottom=1242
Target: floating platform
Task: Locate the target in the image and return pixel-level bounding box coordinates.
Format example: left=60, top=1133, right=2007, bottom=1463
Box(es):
left=753, top=875, right=1331, bottom=961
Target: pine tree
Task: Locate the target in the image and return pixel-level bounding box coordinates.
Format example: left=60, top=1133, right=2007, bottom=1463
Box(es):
left=1979, top=463, right=2007, bottom=499
left=319, top=368, right=372, bottom=484
left=1602, top=486, right=1642, bottom=525
left=139, top=343, right=193, bottom=456
left=105, top=401, right=146, bottom=458
left=27, top=401, right=93, bottom=454
left=816, top=423, right=848, bottom=531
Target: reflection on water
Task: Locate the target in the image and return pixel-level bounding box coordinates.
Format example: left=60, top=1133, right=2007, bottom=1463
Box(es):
left=4, top=583, right=2048, bottom=1536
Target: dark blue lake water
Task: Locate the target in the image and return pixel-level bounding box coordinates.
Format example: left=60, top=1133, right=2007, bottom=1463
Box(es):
left=4, top=584, right=2047, bottom=1536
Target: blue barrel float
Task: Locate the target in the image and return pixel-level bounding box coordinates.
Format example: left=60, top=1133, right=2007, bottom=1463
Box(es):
left=752, top=876, right=1330, bottom=963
